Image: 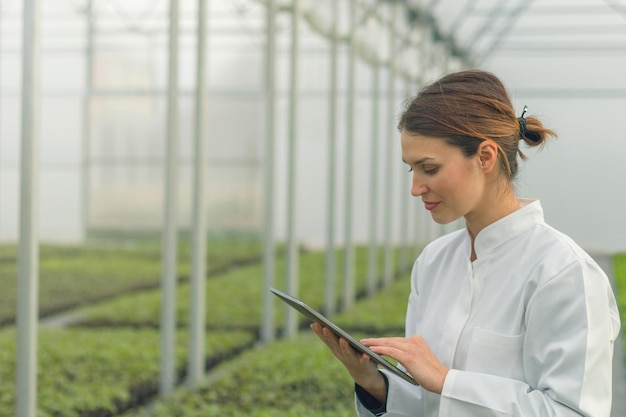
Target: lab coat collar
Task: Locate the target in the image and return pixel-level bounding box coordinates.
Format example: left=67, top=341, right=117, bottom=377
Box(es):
left=471, top=199, right=545, bottom=260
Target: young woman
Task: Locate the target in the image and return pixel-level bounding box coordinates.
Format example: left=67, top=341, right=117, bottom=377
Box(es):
left=312, top=69, right=621, bottom=417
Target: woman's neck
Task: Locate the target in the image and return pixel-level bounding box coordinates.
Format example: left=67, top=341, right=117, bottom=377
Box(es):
left=466, top=188, right=520, bottom=252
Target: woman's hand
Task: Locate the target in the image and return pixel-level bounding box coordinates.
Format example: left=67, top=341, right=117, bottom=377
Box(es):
left=310, top=322, right=387, bottom=402
left=361, top=335, right=449, bottom=394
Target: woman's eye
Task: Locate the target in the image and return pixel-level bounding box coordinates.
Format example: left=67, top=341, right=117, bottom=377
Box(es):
left=407, top=165, right=438, bottom=175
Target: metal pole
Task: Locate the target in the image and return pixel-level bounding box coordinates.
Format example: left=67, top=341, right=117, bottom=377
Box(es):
left=81, top=0, right=94, bottom=241
left=284, top=0, right=300, bottom=338
left=399, top=77, right=411, bottom=273
left=342, top=0, right=357, bottom=311
left=160, top=0, right=179, bottom=396
left=16, top=0, right=40, bottom=415
left=260, top=0, right=277, bottom=345
left=367, top=60, right=380, bottom=296
left=414, top=44, right=426, bottom=258
left=383, top=3, right=398, bottom=287
left=188, top=0, right=208, bottom=387
left=324, top=0, right=339, bottom=317
left=407, top=77, right=417, bottom=258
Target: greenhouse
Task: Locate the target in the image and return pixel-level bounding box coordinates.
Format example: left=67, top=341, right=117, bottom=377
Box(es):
left=2, top=0, right=626, bottom=416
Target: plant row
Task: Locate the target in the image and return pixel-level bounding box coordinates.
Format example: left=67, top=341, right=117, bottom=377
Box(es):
left=116, top=253, right=626, bottom=417
left=0, top=327, right=256, bottom=416
left=73, top=247, right=411, bottom=330
left=1, top=243, right=415, bottom=416
left=0, top=236, right=263, bottom=325
left=119, top=276, right=413, bottom=417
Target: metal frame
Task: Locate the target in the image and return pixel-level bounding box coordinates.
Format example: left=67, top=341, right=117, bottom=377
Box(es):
left=284, top=0, right=301, bottom=337
left=188, top=0, right=209, bottom=387
left=9, top=0, right=482, bottom=410
left=159, top=0, right=180, bottom=396
left=17, top=2, right=40, bottom=416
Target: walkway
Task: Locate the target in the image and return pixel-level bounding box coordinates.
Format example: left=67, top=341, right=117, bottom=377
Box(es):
left=592, top=254, right=626, bottom=417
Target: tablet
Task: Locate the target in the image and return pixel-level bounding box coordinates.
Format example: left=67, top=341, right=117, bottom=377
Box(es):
left=270, top=287, right=417, bottom=385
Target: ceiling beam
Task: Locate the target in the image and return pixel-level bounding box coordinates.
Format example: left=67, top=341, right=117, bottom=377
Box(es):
left=469, top=5, right=618, bottom=15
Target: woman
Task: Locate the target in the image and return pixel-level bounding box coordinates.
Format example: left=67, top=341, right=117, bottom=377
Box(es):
left=312, top=69, right=621, bottom=416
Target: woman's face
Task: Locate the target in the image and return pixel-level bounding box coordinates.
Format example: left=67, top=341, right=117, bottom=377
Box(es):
left=401, top=131, right=486, bottom=225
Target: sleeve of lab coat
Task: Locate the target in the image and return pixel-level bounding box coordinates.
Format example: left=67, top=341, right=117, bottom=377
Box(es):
left=438, top=259, right=621, bottom=417
left=355, top=369, right=425, bottom=417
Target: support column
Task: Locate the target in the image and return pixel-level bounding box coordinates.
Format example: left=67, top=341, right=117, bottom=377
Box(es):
left=284, top=0, right=301, bottom=337
left=260, top=0, right=277, bottom=344
left=160, top=0, right=180, bottom=396
left=324, top=0, right=339, bottom=316
left=367, top=59, right=381, bottom=296
left=81, top=0, right=94, bottom=240
left=16, top=0, right=40, bottom=416
left=383, top=2, right=398, bottom=287
left=399, top=77, right=411, bottom=273
left=188, top=0, right=209, bottom=386
left=342, top=0, right=357, bottom=311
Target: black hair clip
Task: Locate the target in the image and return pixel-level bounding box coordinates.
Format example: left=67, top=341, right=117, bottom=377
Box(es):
left=518, top=105, right=528, bottom=140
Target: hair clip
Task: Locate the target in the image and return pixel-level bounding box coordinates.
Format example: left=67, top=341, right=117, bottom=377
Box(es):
left=518, top=105, right=528, bottom=140
left=520, top=105, right=528, bottom=119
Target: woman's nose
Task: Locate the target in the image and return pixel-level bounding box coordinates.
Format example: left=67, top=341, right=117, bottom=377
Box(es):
left=411, top=177, right=428, bottom=197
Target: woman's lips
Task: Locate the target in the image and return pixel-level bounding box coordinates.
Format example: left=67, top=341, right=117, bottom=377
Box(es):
left=424, top=201, right=440, bottom=211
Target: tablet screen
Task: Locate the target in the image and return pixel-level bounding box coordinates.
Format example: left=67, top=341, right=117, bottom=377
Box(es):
left=270, top=287, right=417, bottom=385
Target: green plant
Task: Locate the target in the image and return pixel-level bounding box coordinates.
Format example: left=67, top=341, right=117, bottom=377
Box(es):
left=0, top=242, right=415, bottom=417
left=0, top=238, right=264, bottom=325
left=0, top=327, right=255, bottom=416
left=121, top=334, right=357, bottom=417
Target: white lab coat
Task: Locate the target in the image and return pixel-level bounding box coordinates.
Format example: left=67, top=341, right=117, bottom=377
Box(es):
left=356, top=200, right=621, bottom=417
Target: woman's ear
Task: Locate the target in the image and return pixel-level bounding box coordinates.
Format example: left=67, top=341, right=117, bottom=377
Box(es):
left=478, top=140, right=499, bottom=174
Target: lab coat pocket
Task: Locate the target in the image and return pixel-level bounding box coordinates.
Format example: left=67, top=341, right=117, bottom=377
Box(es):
left=466, top=327, right=525, bottom=381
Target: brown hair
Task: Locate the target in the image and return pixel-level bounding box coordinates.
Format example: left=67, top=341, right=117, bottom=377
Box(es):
left=398, top=70, right=556, bottom=180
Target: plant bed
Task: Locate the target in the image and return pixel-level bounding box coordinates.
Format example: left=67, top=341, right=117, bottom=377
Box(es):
left=0, top=327, right=255, bottom=417
left=73, top=247, right=412, bottom=331
left=0, top=238, right=264, bottom=326
left=0, top=243, right=416, bottom=417
left=120, top=334, right=358, bottom=417
left=115, top=276, right=415, bottom=417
